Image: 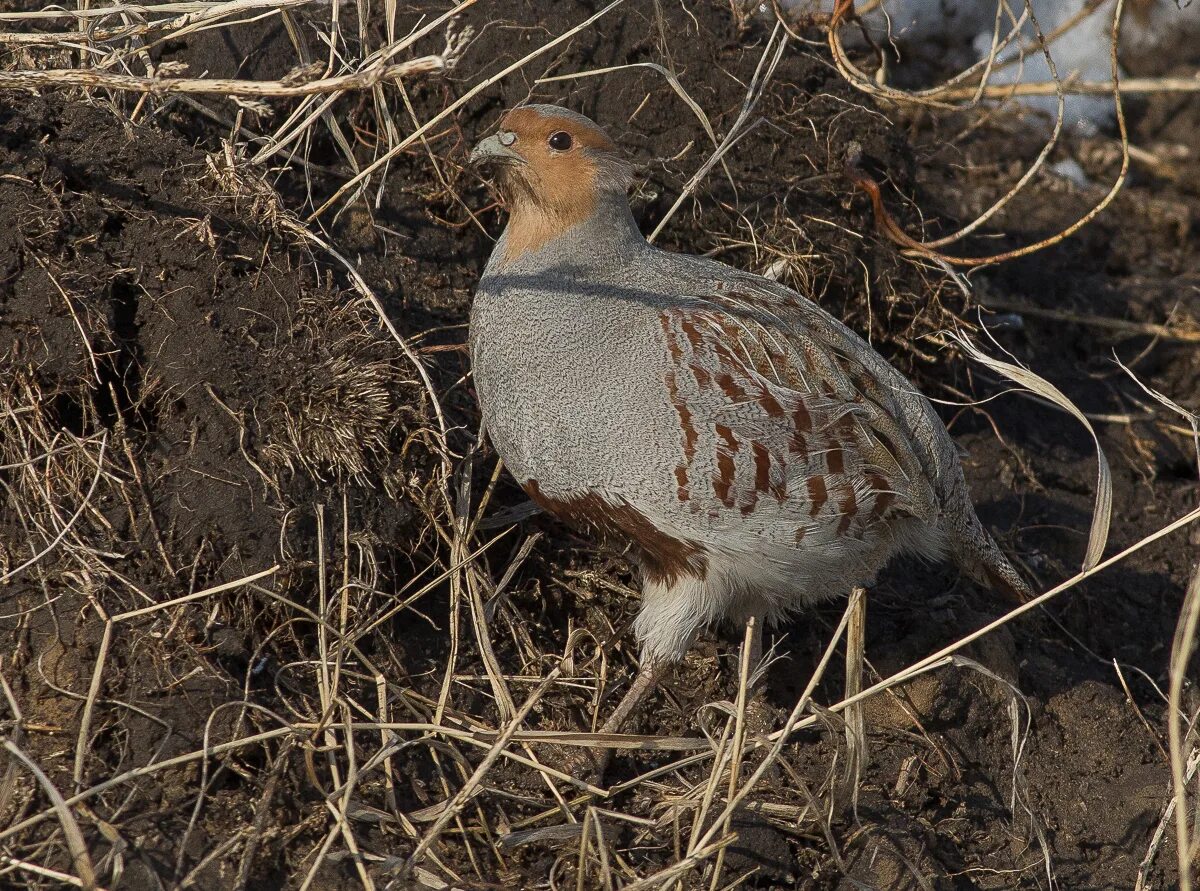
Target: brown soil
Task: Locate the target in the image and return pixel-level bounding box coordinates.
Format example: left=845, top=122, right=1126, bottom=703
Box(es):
left=2, top=2, right=1198, bottom=889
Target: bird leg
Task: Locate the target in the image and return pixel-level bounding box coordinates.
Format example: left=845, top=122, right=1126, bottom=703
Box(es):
left=562, top=658, right=666, bottom=783
left=600, top=657, right=665, bottom=737
left=607, top=612, right=766, bottom=739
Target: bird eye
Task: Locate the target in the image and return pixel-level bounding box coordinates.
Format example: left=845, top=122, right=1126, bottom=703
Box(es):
left=548, top=131, right=573, bottom=151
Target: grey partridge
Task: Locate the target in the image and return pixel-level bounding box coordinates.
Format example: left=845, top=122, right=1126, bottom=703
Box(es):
left=468, top=104, right=1029, bottom=745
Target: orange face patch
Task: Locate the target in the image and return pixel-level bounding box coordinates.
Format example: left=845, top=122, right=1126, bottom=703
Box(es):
left=500, top=107, right=616, bottom=154
left=489, top=107, right=616, bottom=265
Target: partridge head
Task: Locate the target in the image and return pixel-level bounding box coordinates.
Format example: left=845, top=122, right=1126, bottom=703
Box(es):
left=469, top=104, right=1029, bottom=746
left=470, top=105, right=634, bottom=268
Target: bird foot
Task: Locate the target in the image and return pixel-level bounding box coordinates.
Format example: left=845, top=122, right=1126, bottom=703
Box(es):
left=741, top=695, right=779, bottom=738
left=550, top=745, right=610, bottom=790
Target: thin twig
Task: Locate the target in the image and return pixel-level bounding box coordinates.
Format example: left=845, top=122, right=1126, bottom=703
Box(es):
left=0, top=56, right=450, bottom=96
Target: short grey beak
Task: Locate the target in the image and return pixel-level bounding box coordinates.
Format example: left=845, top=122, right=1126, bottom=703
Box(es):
left=470, top=132, right=524, bottom=166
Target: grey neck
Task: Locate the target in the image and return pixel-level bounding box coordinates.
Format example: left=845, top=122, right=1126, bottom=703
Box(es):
left=579, top=189, right=645, bottom=250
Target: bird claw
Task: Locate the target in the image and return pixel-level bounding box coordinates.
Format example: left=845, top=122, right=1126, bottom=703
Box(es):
left=549, top=745, right=610, bottom=790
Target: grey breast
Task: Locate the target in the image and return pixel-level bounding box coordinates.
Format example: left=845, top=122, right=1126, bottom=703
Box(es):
left=470, top=261, right=680, bottom=501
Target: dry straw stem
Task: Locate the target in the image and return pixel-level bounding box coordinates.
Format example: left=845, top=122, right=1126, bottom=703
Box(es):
left=707, top=616, right=762, bottom=888
left=0, top=0, right=314, bottom=21
left=826, top=0, right=1032, bottom=108
left=0, top=856, right=104, bottom=891
left=984, top=301, right=1200, bottom=344
left=0, top=0, right=323, bottom=48
left=2, top=740, right=98, bottom=891
left=950, top=332, right=1111, bottom=570
left=1169, top=564, right=1200, bottom=891
left=842, top=587, right=867, bottom=801
left=110, top=564, right=280, bottom=622
left=935, top=75, right=1200, bottom=99
left=0, top=56, right=451, bottom=96
left=1115, top=353, right=1200, bottom=482
left=316, top=726, right=706, bottom=752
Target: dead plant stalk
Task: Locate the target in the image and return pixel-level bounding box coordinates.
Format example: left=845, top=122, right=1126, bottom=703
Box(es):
left=0, top=56, right=449, bottom=96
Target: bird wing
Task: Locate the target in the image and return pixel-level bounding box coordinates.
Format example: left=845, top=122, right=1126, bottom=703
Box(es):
left=655, top=288, right=939, bottom=547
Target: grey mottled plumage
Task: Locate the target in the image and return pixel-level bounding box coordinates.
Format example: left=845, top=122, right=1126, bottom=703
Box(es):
left=470, top=104, right=1028, bottom=668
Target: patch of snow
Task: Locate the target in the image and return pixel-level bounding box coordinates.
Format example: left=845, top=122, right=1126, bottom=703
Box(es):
left=778, top=0, right=1200, bottom=129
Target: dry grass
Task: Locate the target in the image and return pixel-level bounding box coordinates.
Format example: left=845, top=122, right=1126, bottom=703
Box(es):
left=2, top=1, right=1199, bottom=889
